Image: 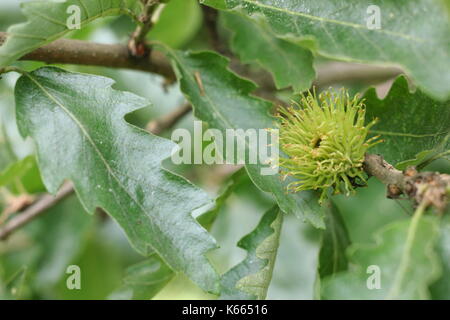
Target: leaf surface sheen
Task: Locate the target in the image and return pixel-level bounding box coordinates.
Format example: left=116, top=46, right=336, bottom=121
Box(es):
left=204, top=0, right=450, bottom=100
left=14, top=67, right=219, bottom=294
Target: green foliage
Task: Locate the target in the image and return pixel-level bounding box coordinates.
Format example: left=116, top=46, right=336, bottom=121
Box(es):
left=14, top=67, right=219, bottom=294
left=364, top=76, right=450, bottom=167
left=3, top=267, right=27, bottom=299
left=333, top=179, right=408, bottom=244
left=164, top=48, right=325, bottom=228
left=317, top=201, right=350, bottom=280
left=220, top=206, right=282, bottom=299
left=27, top=196, right=93, bottom=294
left=0, top=0, right=138, bottom=68
left=109, top=255, right=174, bottom=300
left=0, top=156, right=34, bottom=188
left=203, top=0, right=450, bottom=100
left=0, top=123, right=16, bottom=172
left=321, top=210, right=441, bottom=299
left=0, top=195, right=93, bottom=298
left=0, top=0, right=448, bottom=301
left=221, top=11, right=314, bottom=91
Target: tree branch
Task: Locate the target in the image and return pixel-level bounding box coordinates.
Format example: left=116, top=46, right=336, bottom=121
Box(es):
left=0, top=182, right=73, bottom=240
left=128, top=0, right=159, bottom=57
left=363, top=154, right=405, bottom=187
left=0, top=32, right=175, bottom=81
left=146, top=103, right=192, bottom=135
left=202, top=5, right=227, bottom=55
left=364, top=154, right=450, bottom=212
left=0, top=33, right=402, bottom=93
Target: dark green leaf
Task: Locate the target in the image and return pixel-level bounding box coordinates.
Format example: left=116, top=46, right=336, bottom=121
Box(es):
left=164, top=48, right=325, bottom=228
left=203, top=0, right=450, bottom=100
left=318, top=201, right=350, bottom=280
left=14, top=67, right=219, bottom=294
left=220, top=206, right=283, bottom=300
left=110, top=169, right=249, bottom=300
left=221, top=11, right=315, bottom=92
left=364, top=76, right=450, bottom=167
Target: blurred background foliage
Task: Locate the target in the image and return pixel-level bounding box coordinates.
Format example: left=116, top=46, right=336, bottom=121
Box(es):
left=0, top=0, right=449, bottom=300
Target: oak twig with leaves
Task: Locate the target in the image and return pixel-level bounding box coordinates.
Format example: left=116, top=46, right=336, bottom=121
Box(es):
left=0, top=0, right=449, bottom=301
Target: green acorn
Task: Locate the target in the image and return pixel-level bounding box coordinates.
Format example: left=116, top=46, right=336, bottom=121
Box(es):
left=277, top=88, right=382, bottom=202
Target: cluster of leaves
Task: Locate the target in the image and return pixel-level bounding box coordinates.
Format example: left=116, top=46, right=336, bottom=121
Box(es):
left=0, top=0, right=449, bottom=300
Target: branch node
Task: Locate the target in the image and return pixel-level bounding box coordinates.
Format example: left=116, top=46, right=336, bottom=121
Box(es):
left=128, top=0, right=159, bottom=58
left=363, top=153, right=449, bottom=213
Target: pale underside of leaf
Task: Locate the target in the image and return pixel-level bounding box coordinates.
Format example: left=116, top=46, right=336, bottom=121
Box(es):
left=220, top=205, right=283, bottom=300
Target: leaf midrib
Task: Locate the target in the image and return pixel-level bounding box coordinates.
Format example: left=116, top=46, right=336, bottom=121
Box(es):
left=23, top=71, right=170, bottom=258
left=170, top=49, right=272, bottom=152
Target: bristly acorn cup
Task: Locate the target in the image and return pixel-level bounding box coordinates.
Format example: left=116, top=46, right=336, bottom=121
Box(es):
left=276, top=88, right=382, bottom=203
